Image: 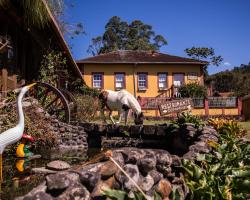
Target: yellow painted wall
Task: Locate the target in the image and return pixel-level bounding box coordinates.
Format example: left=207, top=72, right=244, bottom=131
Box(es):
left=80, top=63, right=203, bottom=98
left=97, top=108, right=238, bottom=118
left=224, top=108, right=239, bottom=115
left=143, top=108, right=238, bottom=117
left=209, top=109, right=223, bottom=115
left=192, top=109, right=205, bottom=115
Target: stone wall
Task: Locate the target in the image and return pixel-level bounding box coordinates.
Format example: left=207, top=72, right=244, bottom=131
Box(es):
left=17, top=143, right=215, bottom=200
left=0, top=99, right=89, bottom=158
left=41, top=119, right=88, bottom=159
left=16, top=148, right=187, bottom=200
left=79, top=122, right=218, bottom=157
left=17, top=123, right=219, bottom=200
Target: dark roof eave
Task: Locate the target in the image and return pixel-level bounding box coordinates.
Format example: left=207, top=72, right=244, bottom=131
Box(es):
left=76, top=61, right=208, bottom=65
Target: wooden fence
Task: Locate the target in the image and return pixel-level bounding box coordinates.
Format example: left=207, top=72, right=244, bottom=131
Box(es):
left=242, top=95, right=250, bottom=120
left=0, top=68, right=18, bottom=98
left=138, top=96, right=242, bottom=117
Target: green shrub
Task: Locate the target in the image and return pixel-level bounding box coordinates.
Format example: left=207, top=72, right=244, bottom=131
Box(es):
left=182, top=119, right=250, bottom=199
left=75, top=94, right=101, bottom=122
left=71, top=79, right=100, bottom=97
left=0, top=98, right=58, bottom=153
left=178, top=82, right=207, bottom=98
left=39, top=50, right=68, bottom=86
left=175, top=112, right=205, bottom=128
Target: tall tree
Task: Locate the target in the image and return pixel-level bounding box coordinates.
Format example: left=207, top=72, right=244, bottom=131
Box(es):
left=184, top=47, right=223, bottom=77
left=88, top=16, right=167, bottom=55
left=208, top=62, right=250, bottom=96
left=0, top=0, right=84, bottom=39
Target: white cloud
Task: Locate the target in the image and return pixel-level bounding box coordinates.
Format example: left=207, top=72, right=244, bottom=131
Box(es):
left=223, top=62, right=231, bottom=67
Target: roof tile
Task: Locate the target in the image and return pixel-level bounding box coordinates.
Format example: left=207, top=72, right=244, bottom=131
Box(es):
left=77, top=50, right=207, bottom=65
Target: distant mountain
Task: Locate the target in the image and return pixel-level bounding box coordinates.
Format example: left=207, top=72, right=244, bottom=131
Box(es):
left=207, top=62, right=250, bottom=96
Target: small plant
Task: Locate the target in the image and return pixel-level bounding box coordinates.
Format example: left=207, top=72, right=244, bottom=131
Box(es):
left=123, top=130, right=130, bottom=137
left=75, top=94, right=101, bottom=122
left=182, top=117, right=250, bottom=199
left=208, top=118, right=246, bottom=138
left=178, top=82, right=207, bottom=98
left=39, top=50, right=68, bottom=86
left=102, top=189, right=163, bottom=200
left=71, top=78, right=100, bottom=97
left=0, top=97, right=58, bottom=153
left=175, top=112, right=205, bottom=128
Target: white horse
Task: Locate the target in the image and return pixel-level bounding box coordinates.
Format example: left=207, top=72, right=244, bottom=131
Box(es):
left=99, top=89, right=144, bottom=125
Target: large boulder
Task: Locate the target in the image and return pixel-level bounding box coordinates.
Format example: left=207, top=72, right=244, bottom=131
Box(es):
left=46, top=172, right=79, bottom=191
left=91, top=176, right=116, bottom=198
left=99, top=160, right=118, bottom=179
left=115, top=164, right=140, bottom=191
left=139, top=174, right=154, bottom=192
left=23, top=192, right=53, bottom=200
left=138, top=154, right=157, bottom=174
left=56, top=183, right=90, bottom=200
left=46, top=160, right=71, bottom=171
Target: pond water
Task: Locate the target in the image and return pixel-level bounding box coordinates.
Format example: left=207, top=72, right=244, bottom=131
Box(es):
left=0, top=148, right=101, bottom=200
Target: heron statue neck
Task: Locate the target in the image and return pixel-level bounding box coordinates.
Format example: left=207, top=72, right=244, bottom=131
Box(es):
left=17, top=88, right=27, bottom=127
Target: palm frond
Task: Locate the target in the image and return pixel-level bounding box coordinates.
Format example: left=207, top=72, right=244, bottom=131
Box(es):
left=0, top=0, right=64, bottom=29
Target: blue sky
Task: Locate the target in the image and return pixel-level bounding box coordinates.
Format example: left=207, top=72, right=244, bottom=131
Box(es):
left=66, top=0, right=250, bottom=74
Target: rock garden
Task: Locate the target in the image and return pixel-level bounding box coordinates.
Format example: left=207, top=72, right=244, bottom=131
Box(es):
left=8, top=109, right=249, bottom=200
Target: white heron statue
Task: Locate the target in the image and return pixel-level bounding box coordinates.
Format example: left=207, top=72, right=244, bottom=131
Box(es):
left=0, top=83, right=37, bottom=181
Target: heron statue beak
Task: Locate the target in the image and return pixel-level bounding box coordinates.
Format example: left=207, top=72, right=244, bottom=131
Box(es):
left=26, top=83, right=37, bottom=89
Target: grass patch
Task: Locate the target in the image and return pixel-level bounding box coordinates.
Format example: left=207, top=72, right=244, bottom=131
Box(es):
left=239, top=121, right=250, bottom=139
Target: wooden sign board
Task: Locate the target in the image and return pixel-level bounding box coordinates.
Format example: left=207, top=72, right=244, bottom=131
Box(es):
left=158, top=98, right=193, bottom=116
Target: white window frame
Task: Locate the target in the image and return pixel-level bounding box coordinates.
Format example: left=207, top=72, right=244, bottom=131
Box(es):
left=115, top=73, right=125, bottom=90
left=138, top=73, right=147, bottom=90
left=158, top=73, right=168, bottom=90
left=92, top=73, right=103, bottom=89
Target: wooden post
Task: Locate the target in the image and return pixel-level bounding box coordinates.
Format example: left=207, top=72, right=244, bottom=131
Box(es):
left=155, top=109, right=158, bottom=117
left=238, top=97, right=242, bottom=116
left=222, top=108, right=225, bottom=116
left=205, top=98, right=209, bottom=116
left=1, top=68, right=8, bottom=97
left=12, top=74, right=17, bottom=89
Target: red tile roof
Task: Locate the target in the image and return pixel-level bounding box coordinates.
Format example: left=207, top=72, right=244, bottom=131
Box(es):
left=77, top=50, right=208, bottom=65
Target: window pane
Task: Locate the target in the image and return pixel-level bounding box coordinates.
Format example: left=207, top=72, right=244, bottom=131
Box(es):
left=115, top=73, right=124, bottom=89
left=173, top=74, right=184, bottom=86
left=93, top=74, right=103, bottom=88
left=116, top=74, right=123, bottom=81
left=138, top=73, right=147, bottom=88
left=158, top=73, right=167, bottom=89
left=116, top=82, right=122, bottom=88
left=159, top=82, right=165, bottom=88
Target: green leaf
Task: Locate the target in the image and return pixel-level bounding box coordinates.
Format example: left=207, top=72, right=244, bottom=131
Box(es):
left=209, top=163, right=221, bottom=174
left=123, top=130, right=130, bottom=136
left=193, top=165, right=203, bottom=180
left=102, top=189, right=128, bottom=200
left=154, top=192, right=163, bottom=200
left=231, top=169, right=250, bottom=177
left=170, top=185, right=182, bottom=200
left=196, top=153, right=206, bottom=161
left=134, top=192, right=146, bottom=200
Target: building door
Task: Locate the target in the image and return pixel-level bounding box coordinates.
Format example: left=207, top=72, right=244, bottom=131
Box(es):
left=173, top=73, right=184, bottom=86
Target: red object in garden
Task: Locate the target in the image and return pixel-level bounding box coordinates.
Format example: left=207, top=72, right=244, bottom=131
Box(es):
left=22, top=134, right=35, bottom=143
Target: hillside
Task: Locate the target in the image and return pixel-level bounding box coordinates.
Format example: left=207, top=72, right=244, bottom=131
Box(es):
left=208, top=62, right=250, bottom=96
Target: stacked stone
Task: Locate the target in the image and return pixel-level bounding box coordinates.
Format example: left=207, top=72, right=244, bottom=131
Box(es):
left=182, top=124, right=218, bottom=160
left=82, top=122, right=218, bottom=158
left=17, top=123, right=219, bottom=200
left=48, top=119, right=88, bottom=158
left=17, top=148, right=190, bottom=200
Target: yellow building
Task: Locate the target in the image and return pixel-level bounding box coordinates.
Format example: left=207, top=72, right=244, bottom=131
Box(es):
left=77, top=50, right=207, bottom=98
left=77, top=51, right=242, bottom=117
